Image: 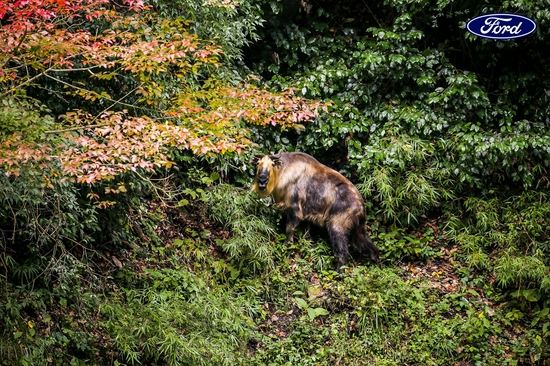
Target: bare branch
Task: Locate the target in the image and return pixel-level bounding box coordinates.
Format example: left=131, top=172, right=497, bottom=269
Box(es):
left=43, top=72, right=144, bottom=110
left=45, top=124, right=109, bottom=134
left=89, top=84, right=143, bottom=124
left=0, top=68, right=52, bottom=99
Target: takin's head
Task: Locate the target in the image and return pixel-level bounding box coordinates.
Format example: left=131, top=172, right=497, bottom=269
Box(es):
left=252, top=154, right=281, bottom=197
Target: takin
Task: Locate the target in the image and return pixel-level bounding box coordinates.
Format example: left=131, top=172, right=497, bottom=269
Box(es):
left=252, top=152, right=380, bottom=271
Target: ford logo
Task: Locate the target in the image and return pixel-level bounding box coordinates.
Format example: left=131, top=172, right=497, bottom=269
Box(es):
left=466, top=13, right=537, bottom=40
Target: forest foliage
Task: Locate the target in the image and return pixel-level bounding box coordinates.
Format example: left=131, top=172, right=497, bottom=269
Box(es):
left=1, top=0, right=550, bottom=364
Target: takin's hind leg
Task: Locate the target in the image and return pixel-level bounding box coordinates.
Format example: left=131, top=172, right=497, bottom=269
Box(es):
left=354, top=228, right=380, bottom=264
left=303, top=222, right=312, bottom=241
left=351, top=217, right=380, bottom=265
left=327, top=224, right=351, bottom=272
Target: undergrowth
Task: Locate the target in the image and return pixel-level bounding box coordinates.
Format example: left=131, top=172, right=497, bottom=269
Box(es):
left=1, top=182, right=549, bottom=365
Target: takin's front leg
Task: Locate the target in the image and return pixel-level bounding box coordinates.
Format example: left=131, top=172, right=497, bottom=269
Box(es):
left=284, top=208, right=301, bottom=245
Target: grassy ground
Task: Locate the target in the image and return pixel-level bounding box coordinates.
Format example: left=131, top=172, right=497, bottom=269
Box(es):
left=1, top=185, right=547, bottom=365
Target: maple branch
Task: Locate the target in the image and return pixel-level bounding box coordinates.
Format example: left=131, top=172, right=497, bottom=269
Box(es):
left=0, top=68, right=52, bottom=99
left=43, top=72, right=143, bottom=110
left=48, top=66, right=104, bottom=73
left=43, top=72, right=93, bottom=93
left=45, top=124, right=108, bottom=134
left=89, top=84, right=143, bottom=124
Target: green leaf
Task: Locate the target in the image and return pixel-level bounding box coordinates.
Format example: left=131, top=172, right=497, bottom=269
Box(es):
left=177, top=199, right=189, bottom=207
left=307, top=307, right=329, bottom=321
left=294, top=297, right=308, bottom=309
left=230, top=268, right=240, bottom=280
left=312, top=307, right=330, bottom=317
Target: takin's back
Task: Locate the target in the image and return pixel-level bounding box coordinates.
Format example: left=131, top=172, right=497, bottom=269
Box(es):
left=268, top=153, right=365, bottom=225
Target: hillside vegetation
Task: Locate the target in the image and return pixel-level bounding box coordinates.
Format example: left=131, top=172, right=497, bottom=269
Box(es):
left=1, top=0, right=550, bottom=364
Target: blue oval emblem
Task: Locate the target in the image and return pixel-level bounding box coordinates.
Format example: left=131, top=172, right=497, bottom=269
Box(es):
left=466, top=13, right=537, bottom=40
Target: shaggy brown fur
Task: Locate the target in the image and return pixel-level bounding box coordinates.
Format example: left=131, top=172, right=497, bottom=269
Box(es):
left=253, top=152, right=380, bottom=271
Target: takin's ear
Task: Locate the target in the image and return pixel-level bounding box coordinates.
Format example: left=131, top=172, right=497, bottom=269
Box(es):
left=269, top=154, right=282, bottom=167
left=251, top=154, right=265, bottom=165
